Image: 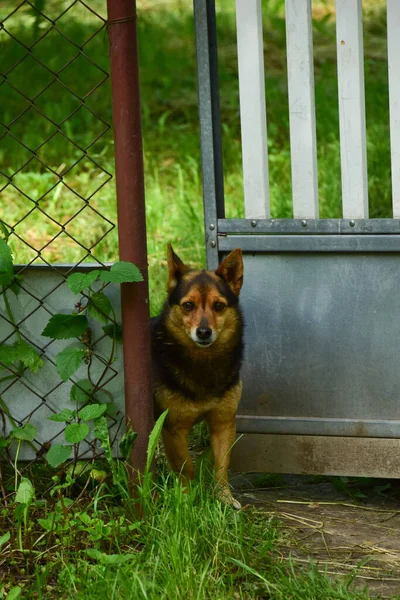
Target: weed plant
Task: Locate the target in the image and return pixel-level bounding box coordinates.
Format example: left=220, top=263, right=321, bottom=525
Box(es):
left=0, top=460, right=372, bottom=599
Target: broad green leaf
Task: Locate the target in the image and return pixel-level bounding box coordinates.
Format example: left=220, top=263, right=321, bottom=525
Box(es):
left=86, top=548, right=133, bottom=565
left=64, top=422, right=89, bottom=443
left=0, top=436, right=8, bottom=449
left=0, top=531, right=10, bottom=547
left=70, top=379, right=92, bottom=403
left=56, top=497, right=73, bottom=509
left=0, top=238, right=13, bottom=286
left=0, top=345, right=18, bottom=367
left=14, top=340, right=43, bottom=374
left=6, top=586, right=22, bottom=600
left=47, top=408, right=74, bottom=423
left=146, top=410, right=168, bottom=473
left=88, top=292, right=112, bottom=324
left=9, top=276, right=21, bottom=296
left=41, top=314, right=88, bottom=339
left=105, top=402, right=117, bottom=418
left=119, top=429, right=138, bottom=460
left=0, top=221, right=9, bottom=240
left=56, top=347, right=85, bottom=381
left=0, top=341, right=43, bottom=373
left=46, top=444, right=72, bottom=468
left=79, top=403, right=107, bottom=422
left=90, top=468, right=107, bottom=482
left=66, top=461, right=90, bottom=478
left=99, top=261, right=143, bottom=284
left=15, top=477, right=35, bottom=505
left=11, top=423, right=36, bottom=442
left=38, top=516, right=56, bottom=531
left=79, top=512, right=92, bottom=526
left=14, top=503, right=25, bottom=522
left=94, top=416, right=116, bottom=482
left=0, top=270, right=13, bottom=287
left=67, top=270, right=100, bottom=294
left=0, top=238, right=12, bottom=266
left=102, top=322, right=123, bottom=342
left=94, top=416, right=109, bottom=448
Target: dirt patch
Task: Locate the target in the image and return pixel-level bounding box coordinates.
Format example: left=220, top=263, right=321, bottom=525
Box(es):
left=233, top=474, right=400, bottom=598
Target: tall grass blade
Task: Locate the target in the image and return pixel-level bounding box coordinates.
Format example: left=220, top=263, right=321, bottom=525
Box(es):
left=145, top=409, right=168, bottom=474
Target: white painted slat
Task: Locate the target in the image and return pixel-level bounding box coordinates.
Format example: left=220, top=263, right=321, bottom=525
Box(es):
left=285, top=0, right=318, bottom=218
left=336, top=0, right=368, bottom=218
left=387, top=0, right=400, bottom=218
left=235, top=0, right=270, bottom=219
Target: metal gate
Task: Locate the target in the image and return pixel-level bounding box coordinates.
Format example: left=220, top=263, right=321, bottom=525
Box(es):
left=194, top=0, right=400, bottom=477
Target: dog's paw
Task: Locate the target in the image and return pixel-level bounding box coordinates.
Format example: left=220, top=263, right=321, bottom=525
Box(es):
left=216, top=487, right=242, bottom=510
left=230, top=496, right=242, bottom=510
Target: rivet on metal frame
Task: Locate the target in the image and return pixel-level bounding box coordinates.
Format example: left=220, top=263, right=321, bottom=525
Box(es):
left=251, top=220, right=257, bottom=227
left=210, top=240, right=216, bottom=248
left=349, top=220, right=356, bottom=227
left=209, top=223, right=215, bottom=230
left=301, top=219, right=307, bottom=227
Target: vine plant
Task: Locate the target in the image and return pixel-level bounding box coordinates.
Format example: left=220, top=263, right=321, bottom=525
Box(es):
left=0, top=222, right=143, bottom=475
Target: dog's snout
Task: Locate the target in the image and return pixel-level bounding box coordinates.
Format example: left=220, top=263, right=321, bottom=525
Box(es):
left=196, top=327, right=212, bottom=340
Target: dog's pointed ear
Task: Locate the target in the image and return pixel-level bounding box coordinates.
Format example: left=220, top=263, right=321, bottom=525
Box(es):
left=167, top=243, right=189, bottom=293
left=216, top=248, right=243, bottom=296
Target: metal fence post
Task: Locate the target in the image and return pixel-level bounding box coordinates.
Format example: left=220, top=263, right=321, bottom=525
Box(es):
left=194, top=0, right=225, bottom=270
left=106, top=0, right=153, bottom=476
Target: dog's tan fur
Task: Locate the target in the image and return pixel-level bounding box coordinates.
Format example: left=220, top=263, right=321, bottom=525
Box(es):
left=151, top=245, right=244, bottom=508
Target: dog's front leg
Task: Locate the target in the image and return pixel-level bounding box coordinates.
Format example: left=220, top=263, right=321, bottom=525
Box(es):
left=162, top=425, right=194, bottom=486
left=206, top=414, right=241, bottom=510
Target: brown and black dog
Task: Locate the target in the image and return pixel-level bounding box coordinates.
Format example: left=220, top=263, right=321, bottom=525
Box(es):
left=151, top=244, right=244, bottom=509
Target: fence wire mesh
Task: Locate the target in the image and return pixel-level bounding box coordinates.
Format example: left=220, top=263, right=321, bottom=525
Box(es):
left=0, top=0, right=124, bottom=494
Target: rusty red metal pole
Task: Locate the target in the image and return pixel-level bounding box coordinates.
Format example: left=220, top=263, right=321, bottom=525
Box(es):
left=107, top=0, right=153, bottom=476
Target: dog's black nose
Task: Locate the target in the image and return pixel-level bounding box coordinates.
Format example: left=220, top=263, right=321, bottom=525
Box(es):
left=196, top=327, right=212, bottom=340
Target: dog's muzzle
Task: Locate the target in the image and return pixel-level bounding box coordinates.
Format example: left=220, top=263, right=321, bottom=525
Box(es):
left=191, top=327, right=216, bottom=347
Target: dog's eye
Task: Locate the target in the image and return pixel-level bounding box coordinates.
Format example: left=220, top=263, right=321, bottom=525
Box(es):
left=182, top=301, right=195, bottom=312
left=213, top=302, right=226, bottom=312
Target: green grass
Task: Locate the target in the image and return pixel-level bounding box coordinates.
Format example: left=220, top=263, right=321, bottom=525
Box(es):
left=0, top=466, right=373, bottom=600
left=0, top=418, right=380, bottom=600
left=48, top=484, right=370, bottom=600
left=0, top=0, right=391, bottom=315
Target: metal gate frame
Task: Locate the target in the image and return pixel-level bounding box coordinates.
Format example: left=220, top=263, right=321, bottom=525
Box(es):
left=194, top=0, right=400, bottom=477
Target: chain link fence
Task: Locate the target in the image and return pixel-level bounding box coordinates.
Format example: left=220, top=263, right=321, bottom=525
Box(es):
left=0, top=0, right=126, bottom=494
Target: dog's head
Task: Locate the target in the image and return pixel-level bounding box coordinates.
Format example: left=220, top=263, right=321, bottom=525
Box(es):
left=165, top=244, right=243, bottom=348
